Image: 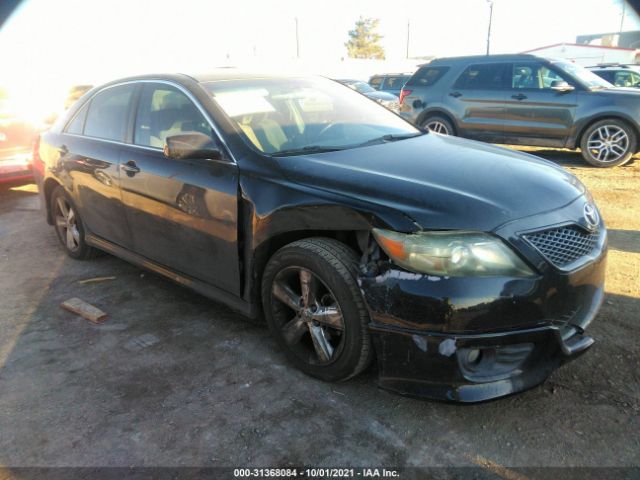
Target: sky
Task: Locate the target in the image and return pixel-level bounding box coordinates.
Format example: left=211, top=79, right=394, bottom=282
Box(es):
left=0, top=0, right=638, bottom=121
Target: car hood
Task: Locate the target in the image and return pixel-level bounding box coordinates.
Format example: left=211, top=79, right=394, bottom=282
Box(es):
left=364, top=91, right=398, bottom=101
left=275, top=134, right=586, bottom=232
left=593, top=87, right=640, bottom=96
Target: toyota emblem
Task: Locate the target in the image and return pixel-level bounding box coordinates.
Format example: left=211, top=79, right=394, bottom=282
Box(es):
left=583, top=203, right=599, bottom=230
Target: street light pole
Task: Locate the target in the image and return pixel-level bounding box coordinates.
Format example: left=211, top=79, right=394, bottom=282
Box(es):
left=295, top=17, right=300, bottom=59
left=406, top=19, right=410, bottom=59
left=619, top=0, right=627, bottom=34
left=486, top=0, right=494, bottom=55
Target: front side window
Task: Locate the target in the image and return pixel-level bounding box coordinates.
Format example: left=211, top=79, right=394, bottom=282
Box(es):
left=84, top=84, right=135, bottom=142
left=204, top=77, right=419, bottom=155
left=512, top=63, right=569, bottom=89
left=454, top=63, right=508, bottom=90
left=134, top=84, right=213, bottom=148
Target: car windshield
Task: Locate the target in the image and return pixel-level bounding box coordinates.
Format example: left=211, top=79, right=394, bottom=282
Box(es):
left=345, top=81, right=376, bottom=94
left=556, top=61, right=613, bottom=89
left=203, top=77, right=420, bottom=156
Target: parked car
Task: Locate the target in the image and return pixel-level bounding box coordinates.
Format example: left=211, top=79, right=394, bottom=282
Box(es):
left=368, top=73, right=412, bottom=96
left=36, top=72, right=606, bottom=402
left=335, top=79, right=399, bottom=112
left=399, top=54, right=640, bottom=167
left=0, top=100, right=36, bottom=185
left=587, top=64, right=640, bottom=88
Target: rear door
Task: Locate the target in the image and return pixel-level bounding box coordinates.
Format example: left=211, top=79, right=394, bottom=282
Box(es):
left=503, top=61, right=578, bottom=147
left=119, top=82, right=241, bottom=294
left=60, top=84, right=137, bottom=248
left=446, top=63, right=509, bottom=142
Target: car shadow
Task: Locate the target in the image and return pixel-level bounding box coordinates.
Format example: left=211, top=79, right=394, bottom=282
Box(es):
left=506, top=146, right=639, bottom=169
left=607, top=228, right=640, bottom=254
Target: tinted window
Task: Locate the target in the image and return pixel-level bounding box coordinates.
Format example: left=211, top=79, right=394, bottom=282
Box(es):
left=454, top=63, right=508, bottom=89
left=134, top=84, right=213, bottom=148
left=66, top=102, right=88, bottom=135
left=369, top=76, right=383, bottom=89
left=384, top=76, right=410, bottom=90
left=613, top=70, right=640, bottom=87
left=512, top=63, right=569, bottom=89
left=407, top=66, right=449, bottom=87
left=593, top=70, right=614, bottom=83
left=84, top=85, right=135, bottom=142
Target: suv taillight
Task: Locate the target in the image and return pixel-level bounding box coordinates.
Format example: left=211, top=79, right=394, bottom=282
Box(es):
left=399, top=89, right=412, bottom=105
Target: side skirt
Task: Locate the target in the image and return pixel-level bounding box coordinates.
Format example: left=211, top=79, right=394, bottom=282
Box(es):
left=85, top=234, right=259, bottom=319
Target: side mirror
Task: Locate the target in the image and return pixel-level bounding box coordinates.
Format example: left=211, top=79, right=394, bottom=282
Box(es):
left=550, top=80, right=575, bottom=92
left=163, top=132, right=222, bottom=160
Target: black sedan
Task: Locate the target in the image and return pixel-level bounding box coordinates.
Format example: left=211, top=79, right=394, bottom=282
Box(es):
left=335, top=79, right=400, bottom=112
left=35, top=72, right=607, bottom=402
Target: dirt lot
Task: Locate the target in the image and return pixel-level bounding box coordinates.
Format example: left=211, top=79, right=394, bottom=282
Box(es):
left=0, top=150, right=638, bottom=477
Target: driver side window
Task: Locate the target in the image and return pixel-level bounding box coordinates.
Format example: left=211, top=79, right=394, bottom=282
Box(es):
left=134, top=84, right=214, bottom=148
left=512, top=63, right=569, bottom=89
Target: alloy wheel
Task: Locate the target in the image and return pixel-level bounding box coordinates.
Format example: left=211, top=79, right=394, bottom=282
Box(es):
left=586, top=125, right=630, bottom=164
left=271, top=267, right=345, bottom=365
left=54, top=196, right=80, bottom=252
left=425, top=120, right=450, bottom=135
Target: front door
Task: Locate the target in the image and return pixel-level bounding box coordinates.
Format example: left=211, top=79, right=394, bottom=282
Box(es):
left=503, top=61, right=578, bottom=147
left=119, top=82, right=241, bottom=295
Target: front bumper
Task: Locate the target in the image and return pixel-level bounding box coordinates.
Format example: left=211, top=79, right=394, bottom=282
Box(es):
left=359, top=224, right=607, bottom=402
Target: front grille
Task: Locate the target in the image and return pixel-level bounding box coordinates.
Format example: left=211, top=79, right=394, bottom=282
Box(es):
left=523, top=225, right=599, bottom=268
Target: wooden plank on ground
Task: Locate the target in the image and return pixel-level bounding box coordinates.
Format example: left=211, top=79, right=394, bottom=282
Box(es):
left=60, top=297, right=108, bottom=323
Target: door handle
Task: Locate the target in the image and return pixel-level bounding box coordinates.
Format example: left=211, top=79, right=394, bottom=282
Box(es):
left=121, top=161, right=140, bottom=176
left=511, top=93, right=527, bottom=100
left=449, top=91, right=462, bottom=98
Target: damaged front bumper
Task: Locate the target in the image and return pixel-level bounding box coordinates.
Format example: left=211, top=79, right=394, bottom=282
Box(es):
left=358, top=247, right=606, bottom=403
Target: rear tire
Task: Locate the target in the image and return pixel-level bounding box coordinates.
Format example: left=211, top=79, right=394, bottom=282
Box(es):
left=261, top=238, right=373, bottom=382
left=422, top=115, right=455, bottom=136
left=51, top=186, right=97, bottom=260
left=580, top=119, right=636, bottom=167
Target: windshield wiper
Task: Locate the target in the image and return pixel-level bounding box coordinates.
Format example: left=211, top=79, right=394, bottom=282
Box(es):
left=271, top=145, right=346, bottom=157
left=356, top=132, right=424, bottom=147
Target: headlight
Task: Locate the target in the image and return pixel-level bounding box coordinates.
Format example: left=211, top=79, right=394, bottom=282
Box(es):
left=372, top=229, right=535, bottom=277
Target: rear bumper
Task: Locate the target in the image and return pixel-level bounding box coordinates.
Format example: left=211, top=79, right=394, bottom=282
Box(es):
left=0, top=152, right=33, bottom=184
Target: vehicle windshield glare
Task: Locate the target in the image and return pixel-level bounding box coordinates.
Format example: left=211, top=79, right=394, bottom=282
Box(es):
left=556, top=61, right=612, bottom=89
left=347, top=81, right=376, bottom=94
left=204, top=77, right=419, bottom=155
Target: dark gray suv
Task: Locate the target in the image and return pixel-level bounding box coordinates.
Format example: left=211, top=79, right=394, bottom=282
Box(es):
left=399, top=54, right=640, bottom=167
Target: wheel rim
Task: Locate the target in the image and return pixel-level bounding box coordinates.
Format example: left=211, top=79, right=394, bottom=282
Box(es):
left=54, top=196, right=80, bottom=252
left=425, top=120, right=450, bottom=135
left=271, top=267, right=345, bottom=365
left=586, top=125, right=629, bottom=163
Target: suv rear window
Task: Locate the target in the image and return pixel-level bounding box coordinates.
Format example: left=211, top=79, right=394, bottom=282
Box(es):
left=406, top=66, right=449, bottom=87
left=384, top=76, right=410, bottom=90
left=454, top=63, right=508, bottom=90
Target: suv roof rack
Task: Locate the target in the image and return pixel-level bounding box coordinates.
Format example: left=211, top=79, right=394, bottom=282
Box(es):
left=588, top=63, right=638, bottom=69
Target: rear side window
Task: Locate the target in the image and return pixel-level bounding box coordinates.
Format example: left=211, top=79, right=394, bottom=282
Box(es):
left=384, top=76, right=409, bottom=90
left=407, top=66, right=449, bottom=87
left=84, top=84, right=135, bottom=142
left=454, top=63, right=508, bottom=89
left=65, top=102, right=89, bottom=135
left=369, top=76, right=383, bottom=89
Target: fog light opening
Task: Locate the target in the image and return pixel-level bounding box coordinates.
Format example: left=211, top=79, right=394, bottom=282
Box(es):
left=466, top=348, right=482, bottom=365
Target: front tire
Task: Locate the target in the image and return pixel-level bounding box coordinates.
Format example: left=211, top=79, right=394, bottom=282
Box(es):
left=51, top=186, right=97, bottom=260
left=261, top=238, right=373, bottom=382
left=580, top=119, right=636, bottom=167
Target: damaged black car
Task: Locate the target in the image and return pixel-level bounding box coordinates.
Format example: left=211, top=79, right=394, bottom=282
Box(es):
left=35, top=72, right=607, bottom=402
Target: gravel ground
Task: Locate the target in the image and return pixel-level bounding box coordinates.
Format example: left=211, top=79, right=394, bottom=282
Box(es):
left=0, top=150, right=638, bottom=478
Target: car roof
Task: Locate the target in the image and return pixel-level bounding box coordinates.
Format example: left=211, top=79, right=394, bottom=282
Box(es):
left=427, top=53, right=548, bottom=65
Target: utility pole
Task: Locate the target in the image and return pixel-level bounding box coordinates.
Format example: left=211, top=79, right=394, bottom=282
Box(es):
left=295, top=17, right=300, bottom=59
left=619, top=0, right=627, bottom=34
left=406, top=19, right=410, bottom=59
left=486, top=0, right=494, bottom=55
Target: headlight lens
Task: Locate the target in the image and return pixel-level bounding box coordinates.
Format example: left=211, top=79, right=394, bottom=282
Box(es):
left=372, top=228, right=535, bottom=277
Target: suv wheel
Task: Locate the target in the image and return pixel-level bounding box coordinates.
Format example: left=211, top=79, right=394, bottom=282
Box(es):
left=580, top=119, right=636, bottom=167
left=261, top=238, right=373, bottom=382
left=422, top=115, right=454, bottom=136
left=51, top=186, right=97, bottom=260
